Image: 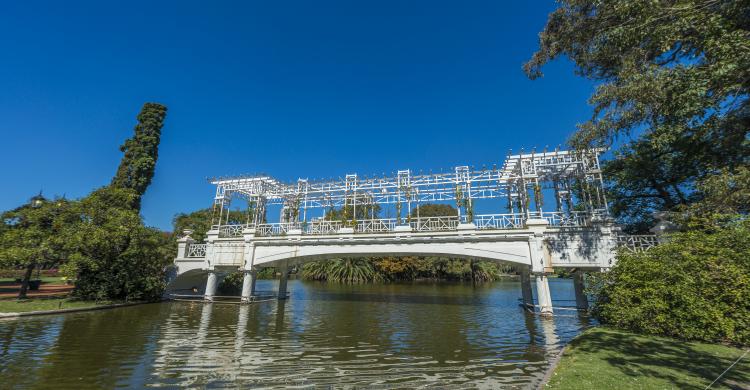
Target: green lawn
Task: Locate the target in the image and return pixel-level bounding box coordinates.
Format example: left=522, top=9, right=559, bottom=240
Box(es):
left=546, top=327, right=750, bottom=389
left=0, top=297, right=110, bottom=313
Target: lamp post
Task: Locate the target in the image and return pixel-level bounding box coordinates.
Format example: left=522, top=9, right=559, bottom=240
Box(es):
left=17, top=193, right=46, bottom=299
left=30, top=193, right=45, bottom=208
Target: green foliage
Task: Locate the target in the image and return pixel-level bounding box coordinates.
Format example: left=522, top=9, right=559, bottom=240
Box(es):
left=171, top=208, right=247, bottom=242
left=410, top=203, right=457, bottom=217
left=171, top=209, right=213, bottom=242
left=0, top=196, right=74, bottom=297
left=303, top=258, right=381, bottom=283
left=218, top=271, right=244, bottom=295
left=301, top=261, right=329, bottom=281
left=527, top=0, right=750, bottom=227
left=325, top=202, right=381, bottom=224
left=0, top=103, right=170, bottom=302
left=327, top=258, right=380, bottom=283
left=303, top=256, right=515, bottom=283
left=111, top=103, right=168, bottom=207
left=256, top=267, right=277, bottom=279
left=372, top=256, right=423, bottom=280
left=590, top=219, right=750, bottom=345
left=684, top=166, right=750, bottom=221
left=61, top=187, right=172, bottom=302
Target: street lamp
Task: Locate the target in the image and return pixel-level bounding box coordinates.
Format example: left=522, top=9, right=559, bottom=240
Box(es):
left=30, top=192, right=45, bottom=208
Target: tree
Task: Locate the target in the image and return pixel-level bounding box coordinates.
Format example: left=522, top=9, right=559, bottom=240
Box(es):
left=172, top=208, right=247, bottom=242
left=410, top=203, right=457, bottom=218
left=325, top=203, right=381, bottom=224
left=111, top=103, right=168, bottom=208
left=302, top=258, right=381, bottom=283
left=0, top=195, right=73, bottom=298
left=685, top=166, right=750, bottom=219
left=527, top=0, right=750, bottom=227
left=61, top=187, right=172, bottom=301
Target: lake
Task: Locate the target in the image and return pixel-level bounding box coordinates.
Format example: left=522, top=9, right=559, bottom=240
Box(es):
left=0, top=278, right=591, bottom=389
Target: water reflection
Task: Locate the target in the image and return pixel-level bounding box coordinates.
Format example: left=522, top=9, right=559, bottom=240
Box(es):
left=0, top=279, right=589, bottom=388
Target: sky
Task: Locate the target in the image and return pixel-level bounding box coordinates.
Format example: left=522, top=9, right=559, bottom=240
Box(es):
left=0, top=1, right=596, bottom=231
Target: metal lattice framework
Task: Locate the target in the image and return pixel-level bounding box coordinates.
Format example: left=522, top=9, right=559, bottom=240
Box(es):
left=186, top=243, right=207, bottom=258
left=617, top=234, right=659, bottom=252
left=209, top=148, right=608, bottom=229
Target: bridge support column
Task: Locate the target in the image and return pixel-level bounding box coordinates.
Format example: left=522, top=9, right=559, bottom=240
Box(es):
left=573, top=271, right=588, bottom=310
left=277, top=264, right=289, bottom=300
left=535, top=273, right=553, bottom=316
left=240, top=269, right=256, bottom=303
left=520, top=269, right=534, bottom=311
left=204, top=271, right=218, bottom=301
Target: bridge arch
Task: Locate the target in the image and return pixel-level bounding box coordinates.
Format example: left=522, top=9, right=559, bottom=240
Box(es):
left=249, top=238, right=534, bottom=270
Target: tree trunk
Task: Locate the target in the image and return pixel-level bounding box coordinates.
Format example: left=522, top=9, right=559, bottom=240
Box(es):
left=17, top=262, right=36, bottom=299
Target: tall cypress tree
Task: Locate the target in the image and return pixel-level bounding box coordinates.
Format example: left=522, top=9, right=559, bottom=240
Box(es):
left=111, top=103, right=168, bottom=208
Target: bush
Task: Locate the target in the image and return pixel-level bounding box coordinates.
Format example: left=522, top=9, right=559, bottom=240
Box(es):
left=302, top=257, right=515, bottom=283
left=62, top=187, right=172, bottom=302
left=218, top=271, right=243, bottom=295
left=256, top=267, right=277, bottom=279
left=591, top=219, right=750, bottom=345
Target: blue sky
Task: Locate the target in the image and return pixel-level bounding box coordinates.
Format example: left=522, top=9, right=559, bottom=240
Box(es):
left=0, top=1, right=595, bottom=230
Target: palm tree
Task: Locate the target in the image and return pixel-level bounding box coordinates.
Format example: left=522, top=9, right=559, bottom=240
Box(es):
left=302, top=258, right=381, bottom=283
left=326, top=258, right=381, bottom=283
left=301, top=261, right=329, bottom=281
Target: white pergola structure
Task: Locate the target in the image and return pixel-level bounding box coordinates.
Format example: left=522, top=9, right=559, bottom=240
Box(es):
left=209, top=148, right=608, bottom=235
left=172, top=148, right=656, bottom=315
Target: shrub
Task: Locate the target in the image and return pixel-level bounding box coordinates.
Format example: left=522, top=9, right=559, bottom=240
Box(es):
left=218, top=271, right=243, bottom=295
left=591, top=219, right=750, bottom=345
left=303, top=258, right=381, bottom=283
left=256, top=267, right=277, bottom=279
left=62, top=187, right=172, bottom=302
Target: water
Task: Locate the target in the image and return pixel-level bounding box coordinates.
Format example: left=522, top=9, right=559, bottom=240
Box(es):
left=0, top=279, right=591, bottom=389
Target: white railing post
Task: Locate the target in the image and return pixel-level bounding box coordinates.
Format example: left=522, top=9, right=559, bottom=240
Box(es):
left=204, top=228, right=220, bottom=268
left=204, top=271, right=218, bottom=301
left=535, top=274, right=554, bottom=316
left=176, top=229, right=194, bottom=259
left=525, top=218, right=549, bottom=273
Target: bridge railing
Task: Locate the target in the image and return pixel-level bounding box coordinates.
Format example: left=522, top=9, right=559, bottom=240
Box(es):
left=186, top=243, right=207, bottom=258
left=617, top=234, right=659, bottom=252
left=412, top=216, right=460, bottom=231
left=210, top=211, right=606, bottom=237
left=474, top=213, right=525, bottom=229
left=215, top=224, right=248, bottom=238
left=255, top=222, right=302, bottom=236
left=306, top=220, right=343, bottom=235
left=530, top=211, right=591, bottom=227
left=357, top=218, right=398, bottom=233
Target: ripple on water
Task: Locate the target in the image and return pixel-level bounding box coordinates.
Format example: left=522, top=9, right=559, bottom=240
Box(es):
left=0, top=279, right=590, bottom=388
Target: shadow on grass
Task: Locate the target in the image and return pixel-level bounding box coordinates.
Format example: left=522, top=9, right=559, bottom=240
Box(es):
left=569, top=328, right=750, bottom=389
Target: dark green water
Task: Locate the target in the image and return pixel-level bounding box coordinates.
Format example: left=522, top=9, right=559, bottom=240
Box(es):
left=0, top=279, right=591, bottom=389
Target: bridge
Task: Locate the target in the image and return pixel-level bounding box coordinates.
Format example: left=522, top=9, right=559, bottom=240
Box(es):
left=169, top=148, right=658, bottom=315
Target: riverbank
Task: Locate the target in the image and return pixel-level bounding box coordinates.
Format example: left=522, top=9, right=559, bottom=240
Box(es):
left=0, top=297, right=108, bottom=313
left=544, top=327, right=750, bottom=389
left=0, top=297, right=148, bottom=318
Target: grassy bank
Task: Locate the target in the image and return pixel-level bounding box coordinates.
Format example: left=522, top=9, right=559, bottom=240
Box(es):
left=0, top=297, right=110, bottom=313
left=546, top=327, right=750, bottom=389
